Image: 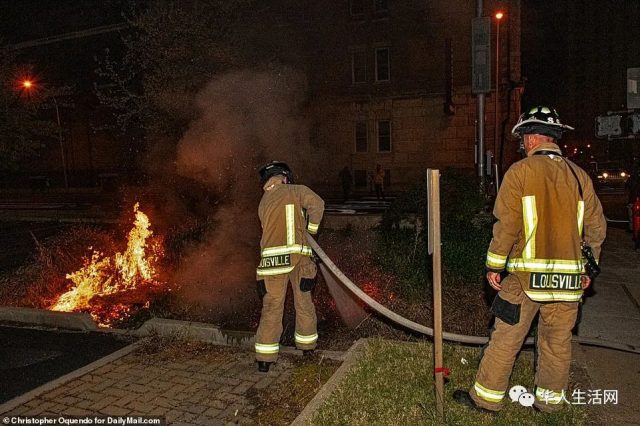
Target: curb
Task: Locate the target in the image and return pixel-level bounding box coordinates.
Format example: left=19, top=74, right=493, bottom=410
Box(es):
left=0, top=341, right=142, bottom=415
left=0, top=307, right=98, bottom=331
left=134, top=317, right=255, bottom=347
left=290, top=338, right=369, bottom=425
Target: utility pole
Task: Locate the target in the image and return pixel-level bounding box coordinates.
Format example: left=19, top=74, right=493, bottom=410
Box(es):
left=472, top=0, right=490, bottom=193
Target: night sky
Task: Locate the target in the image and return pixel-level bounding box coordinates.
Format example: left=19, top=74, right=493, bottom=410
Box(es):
left=2, top=0, right=639, bottom=157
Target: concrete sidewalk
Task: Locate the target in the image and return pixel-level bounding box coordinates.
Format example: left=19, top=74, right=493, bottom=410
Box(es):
left=576, top=227, right=640, bottom=425
left=0, top=342, right=340, bottom=425
left=578, top=227, right=640, bottom=347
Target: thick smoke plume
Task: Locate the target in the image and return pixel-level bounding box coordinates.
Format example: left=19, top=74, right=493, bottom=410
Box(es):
left=172, top=68, right=318, bottom=311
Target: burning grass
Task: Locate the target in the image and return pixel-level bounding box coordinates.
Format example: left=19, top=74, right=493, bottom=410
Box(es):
left=0, top=204, right=167, bottom=327
left=49, top=203, right=164, bottom=326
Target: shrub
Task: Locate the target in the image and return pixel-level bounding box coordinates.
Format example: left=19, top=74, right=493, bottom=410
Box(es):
left=378, top=169, right=493, bottom=291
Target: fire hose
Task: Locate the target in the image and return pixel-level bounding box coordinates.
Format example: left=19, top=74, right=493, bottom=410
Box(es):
left=306, top=235, right=640, bottom=355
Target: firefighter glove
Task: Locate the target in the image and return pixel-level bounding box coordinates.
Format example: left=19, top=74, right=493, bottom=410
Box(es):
left=300, top=278, right=316, bottom=292
left=256, top=280, right=267, bottom=299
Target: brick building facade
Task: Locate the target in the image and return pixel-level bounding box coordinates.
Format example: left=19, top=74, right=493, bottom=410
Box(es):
left=303, top=0, right=523, bottom=192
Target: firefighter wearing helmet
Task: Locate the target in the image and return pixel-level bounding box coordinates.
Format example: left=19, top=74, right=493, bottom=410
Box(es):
left=254, top=161, right=324, bottom=373
left=454, top=106, right=606, bottom=413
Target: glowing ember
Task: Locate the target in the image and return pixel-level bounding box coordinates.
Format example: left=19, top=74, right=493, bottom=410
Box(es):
left=50, top=203, right=162, bottom=326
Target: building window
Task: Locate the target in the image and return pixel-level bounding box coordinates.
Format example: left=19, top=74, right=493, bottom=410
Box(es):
left=350, top=0, right=366, bottom=16
left=374, top=0, right=388, bottom=13
left=354, top=170, right=368, bottom=187
left=378, top=120, right=391, bottom=152
left=355, top=121, right=368, bottom=152
left=352, top=50, right=367, bottom=83
left=375, top=48, right=390, bottom=82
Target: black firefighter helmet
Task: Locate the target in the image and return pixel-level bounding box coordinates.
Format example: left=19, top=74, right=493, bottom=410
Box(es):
left=511, top=105, right=574, bottom=140
left=258, top=161, right=294, bottom=184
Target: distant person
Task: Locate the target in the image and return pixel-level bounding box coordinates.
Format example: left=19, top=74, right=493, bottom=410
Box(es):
left=374, top=164, right=385, bottom=200
left=254, top=161, right=324, bottom=373
left=339, top=166, right=352, bottom=202
left=453, top=106, right=606, bottom=413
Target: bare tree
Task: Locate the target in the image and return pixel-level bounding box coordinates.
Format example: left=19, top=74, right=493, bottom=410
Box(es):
left=94, top=0, right=252, bottom=143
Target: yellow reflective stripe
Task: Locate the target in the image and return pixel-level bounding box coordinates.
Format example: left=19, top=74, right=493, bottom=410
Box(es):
left=577, top=200, right=584, bottom=235
left=507, top=258, right=583, bottom=273
left=256, top=265, right=295, bottom=276
left=522, top=196, right=538, bottom=259
left=486, top=251, right=507, bottom=269
left=474, top=382, right=505, bottom=403
left=286, top=204, right=295, bottom=246
left=262, top=244, right=313, bottom=257
left=255, top=343, right=280, bottom=354
left=307, top=222, right=319, bottom=234
left=525, top=290, right=583, bottom=302
left=294, top=332, right=318, bottom=344
left=535, top=387, right=563, bottom=404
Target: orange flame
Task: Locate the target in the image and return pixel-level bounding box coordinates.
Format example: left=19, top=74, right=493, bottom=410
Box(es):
left=50, top=203, right=161, bottom=325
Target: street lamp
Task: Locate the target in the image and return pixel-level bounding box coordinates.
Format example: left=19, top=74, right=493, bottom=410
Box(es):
left=21, top=79, right=69, bottom=191
left=494, top=11, right=504, bottom=175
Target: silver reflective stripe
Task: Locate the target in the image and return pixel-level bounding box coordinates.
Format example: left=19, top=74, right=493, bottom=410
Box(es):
left=507, top=258, right=583, bottom=273
left=474, top=382, right=505, bottom=403
left=256, top=265, right=295, bottom=276
left=535, top=387, right=563, bottom=404
left=255, top=342, right=279, bottom=354
left=294, top=332, right=318, bottom=344
left=307, top=222, right=319, bottom=234
left=522, top=195, right=538, bottom=259
left=262, top=244, right=313, bottom=257
left=486, top=250, right=507, bottom=269
left=286, top=204, right=295, bottom=246
left=525, top=290, right=583, bottom=302
left=577, top=200, right=584, bottom=235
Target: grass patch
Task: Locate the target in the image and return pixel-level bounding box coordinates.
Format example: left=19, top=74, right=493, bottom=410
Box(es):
left=313, top=339, right=588, bottom=426
left=253, top=356, right=341, bottom=425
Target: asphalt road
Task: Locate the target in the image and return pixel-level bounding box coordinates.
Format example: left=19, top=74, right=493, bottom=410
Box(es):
left=0, top=324, right=131, bottom=404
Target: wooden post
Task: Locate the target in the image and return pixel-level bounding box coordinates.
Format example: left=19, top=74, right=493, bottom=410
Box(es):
left=427, top=169, right=444, bottom=418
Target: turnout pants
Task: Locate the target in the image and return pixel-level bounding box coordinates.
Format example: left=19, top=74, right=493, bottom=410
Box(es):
left=470, top=274, right=579, bottom=413
left=254, top=263, right=318, bottom=362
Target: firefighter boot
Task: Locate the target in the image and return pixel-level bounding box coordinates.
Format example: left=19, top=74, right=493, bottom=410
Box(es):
left=453, top=390, right=497, bottom=415
left=257, top=361, right=272, bottom=373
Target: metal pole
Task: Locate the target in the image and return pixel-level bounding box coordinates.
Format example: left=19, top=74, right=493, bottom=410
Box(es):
left=477, top=0, right=486, bottom=192
left=53, top=97, right=69, bottom=191
left=494, top=18, right=500, bottom=162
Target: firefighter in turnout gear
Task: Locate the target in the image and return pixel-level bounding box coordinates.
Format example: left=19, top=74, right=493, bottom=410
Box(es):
left=454, top=106, right=607, bottom=413
left=254, top=161, right=325, bottom=373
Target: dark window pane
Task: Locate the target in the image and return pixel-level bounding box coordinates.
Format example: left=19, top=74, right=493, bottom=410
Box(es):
left=350, top=0, right=365, bottom=15
left=384, top=169, right=391, bottom=186
left=374, top=0, right=388, bottom=12
left=352, top=51, right=367, bottom=83
left=355, top=122, right=368, bottom=152
left=378, top=120, right=391, bottom=152
left=376, top=48, right=390, bottom=81
left=354, top=170, right=367, bottom=187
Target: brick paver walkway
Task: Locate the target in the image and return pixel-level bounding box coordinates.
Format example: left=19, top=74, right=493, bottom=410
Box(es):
left=3, top=343, right=314, bottom=425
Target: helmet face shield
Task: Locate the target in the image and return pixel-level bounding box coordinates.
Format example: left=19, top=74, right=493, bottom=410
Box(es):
left=511, top=106, right=574, bottom=139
